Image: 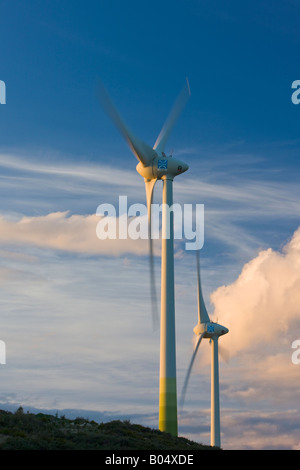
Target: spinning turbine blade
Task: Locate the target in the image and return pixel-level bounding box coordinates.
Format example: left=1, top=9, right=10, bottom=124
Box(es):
left=97, top=80, right=157, bottom=166
left=145, top=178, right=159, bottom=330
left=154, top=77, right=191, bottom=154
left=179, top=332, right=204, bottom=410
left=196, top=251, right=210, bottom=324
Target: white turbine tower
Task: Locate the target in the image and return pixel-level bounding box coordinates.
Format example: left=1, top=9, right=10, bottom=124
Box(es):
left=180, top=252, right=229, bottom=447
left=97, top=79, right=191, bottom=436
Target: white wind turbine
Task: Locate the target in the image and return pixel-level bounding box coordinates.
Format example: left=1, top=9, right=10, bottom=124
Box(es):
left=180, top=251, right=229, bottom=447
left=97, top=79, right=191, bottom=437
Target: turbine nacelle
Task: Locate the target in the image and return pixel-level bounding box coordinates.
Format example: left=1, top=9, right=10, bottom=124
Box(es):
left=136, top=155, right=189, bottom=181
left=193, top=321, right=229, bottom=339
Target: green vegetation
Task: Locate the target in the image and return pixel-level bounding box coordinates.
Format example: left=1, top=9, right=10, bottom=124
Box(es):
left=0, top=407, right=215, bottom=450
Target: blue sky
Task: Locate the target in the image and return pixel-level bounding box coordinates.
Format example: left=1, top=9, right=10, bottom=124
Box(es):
left=0, top=0, right=300, bottom=449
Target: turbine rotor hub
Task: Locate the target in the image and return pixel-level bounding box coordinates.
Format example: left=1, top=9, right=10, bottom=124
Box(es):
left=136, top=155, right=189, bottom=180
left=193, top=321, right=229, bottom=339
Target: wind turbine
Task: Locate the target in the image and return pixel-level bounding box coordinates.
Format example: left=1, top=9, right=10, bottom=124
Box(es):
left=97, top=78, right=191, bottom=436
left=180, top=251, right=229, bottom=447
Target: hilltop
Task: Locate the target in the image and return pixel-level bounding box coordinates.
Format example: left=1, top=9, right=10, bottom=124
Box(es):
left=0, top=407, right=216, bottom=450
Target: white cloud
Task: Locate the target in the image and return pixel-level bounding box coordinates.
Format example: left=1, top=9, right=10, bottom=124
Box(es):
left=211, top=226, right=300, bottom=356
left=0, top=211, right=156, bottom=256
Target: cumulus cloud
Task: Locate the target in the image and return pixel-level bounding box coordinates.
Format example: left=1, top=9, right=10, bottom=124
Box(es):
left=178, top=226, right=300, bottom=449
left=211, top=226, right=300, bottom=356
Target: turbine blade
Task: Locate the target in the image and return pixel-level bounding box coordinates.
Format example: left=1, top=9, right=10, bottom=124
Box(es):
left=179, top=333, right=204, bottom=411
left=154, top=77, right=191, bottom=154
left=145, top=178, right=159, bottom=330
left=97, top=80, right=157, bottom=166
left=196, top=251, right=210, bottom=324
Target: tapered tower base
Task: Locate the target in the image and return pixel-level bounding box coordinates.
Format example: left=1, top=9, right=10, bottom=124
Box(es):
left=159, top=377, right=178, bottom=436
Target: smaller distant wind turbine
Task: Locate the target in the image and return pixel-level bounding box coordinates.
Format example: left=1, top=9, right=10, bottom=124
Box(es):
left=180, top=251, right=229, bottom=448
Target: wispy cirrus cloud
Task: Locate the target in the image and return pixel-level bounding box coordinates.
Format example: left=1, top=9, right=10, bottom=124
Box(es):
left=0, top=211, right=153, bottom=256
left=0, top=150, right=299, bottom=258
